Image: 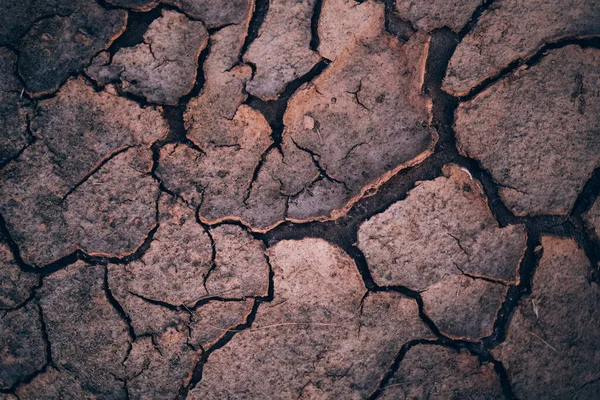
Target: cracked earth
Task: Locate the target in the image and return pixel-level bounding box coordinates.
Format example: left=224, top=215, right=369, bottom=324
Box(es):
left=1, top=0, right=599, bottom=399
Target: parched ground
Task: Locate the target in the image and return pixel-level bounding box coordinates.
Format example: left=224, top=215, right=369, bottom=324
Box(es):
left=1, top=0, right=599, bottom=399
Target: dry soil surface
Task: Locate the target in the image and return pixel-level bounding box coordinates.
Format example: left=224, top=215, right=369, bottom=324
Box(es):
left=1, top=0, right=599, bottom=399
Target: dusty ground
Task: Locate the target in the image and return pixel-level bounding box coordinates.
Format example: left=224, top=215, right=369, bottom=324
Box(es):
left=1, top=0, right=599, bottom=399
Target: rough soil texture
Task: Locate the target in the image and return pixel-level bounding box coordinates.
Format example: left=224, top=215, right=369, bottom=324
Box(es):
left=1, top=0, right=599, bottom=399
left=455, top=45, right=600, bottom=217
left=358, top=165, right=525, bottom=340
left=492, top=237, right=600, bottom=399
left=443, top=0, right=600, bottom=96
left=244, top=0, right=321, bottom=101
left=396, top=0, right=483, bottom=33
left=87, top=9, right=209, bottom=105
left=189, top=239, right=433, bottom=399
left=379, top=344, right=504, bottom=399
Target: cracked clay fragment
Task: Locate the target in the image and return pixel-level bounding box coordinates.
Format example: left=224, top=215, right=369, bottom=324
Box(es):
left=163, top=0, right=254, bottom=28
left=161, top=26, right=437, bottom=231
left=317, top=0, right=385, bottom=61
left=108, top=252, right=256, bottom=342
left=108, top=195, right=214, bottom=308
left=124, top=327, right=198, bottom=399
left=39, top=262, right=130, bottom=398
left=107, top=299, right=253, bottom=399
left=0, top=0, right=73, bottom=47
left=0, top=78, right=167, bottom=267
left=206, top=224, right=270, bottom=298
left=0, top=48, right=31, bottom=168
left=244, top=0, right=321, bottom=100
left=455, top=46, right=600, bottom=217
left=18, top=0, right=127, bottom=96
left=285, top=31, right=436, bottom=216
left=358, top=165, right=526, bottom=339
left=492, top=237, right=600, bottom=399
left=380, top=345, right=504, bottom=400
left=107, top=195, right=269, bottom=311
left=90, top=9, right=209, bottom=105
left=158, top=21, right=315, bottom=230
left=0, top=241, right=38, bottom=310
left=0, top=304, right=46, bottom=390
left=189, top=239, right=432, bottom=399
left=158, top=21, right=272, bottom=212
left=396, top=0, right=483, bottom=32
left=15, top=367, right=95, bottom=400
left=443, top=0, right=600, bottom=96
left=583, top=197, right=600, bottom=239
left=106, top=0, right=160, bottom=11
left=421, top=275, right=508, bottom=340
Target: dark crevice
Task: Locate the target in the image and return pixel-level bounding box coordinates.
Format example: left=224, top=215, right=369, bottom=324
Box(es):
left=571, top=167, right=600, bottom=217
left=483, top=232, right=542, bottom=347
left=382, top=0, right=416, bottom=42
left=37, top=302, right=54, bottom=367
left=59, top=146, right=133, bottom=203
left=180, top=43, right=211, bottom=104
left=200, top=221, right=218, bottom=292
left=457, top=36, right=600, bottom=102
left=177, top=259, right=275, bottom=399
left=493, top=359, right=519, bottom=400
left=457, top=0, right=496, bottom=39
left=309, top=0, right=325, bottom=51
left=106, top=7, right=163, bottom=56
left=94, top=0, right=126, bottom=11
left=238, top=0, right=270, bottom=63
left=244, top=58, right=331, bottom=149
left=367, top=339, right=439, bottom=399
left=104, top=266, right=137, bottom=340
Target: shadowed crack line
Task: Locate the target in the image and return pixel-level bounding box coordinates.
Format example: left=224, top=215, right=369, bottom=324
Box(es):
left=37, top=302, right=54, bottom=368
left=381, top=0, right=416, bottom=42
left=292, top=139, right=348, bottom=188
left=367, top=339, right=438, bottom=400
left=457, top=0, right=497, bottom=39
left=309, top=0, right=325, bottom=51
left=2, top=5, right=598, bottom=398
left=456, top=36, right=600, bottom=102
left=59, top=146, right=134, bottom=204
left=244, top=58, right=331, bottom=149
left=0, top=302, right=55, bottom=394
left=176, top=257, right=275, bottom=399
left=238, top=0, right=270, bottom=64
left=104, top=266, right=137, bottom=340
